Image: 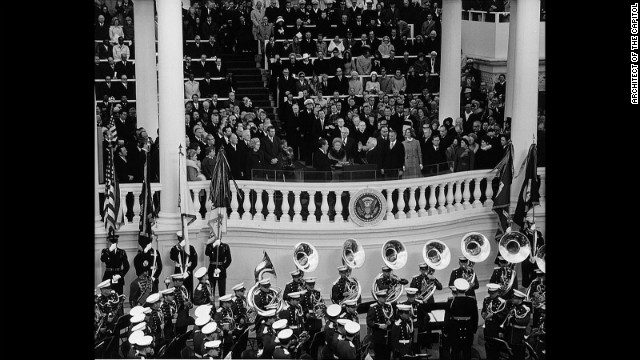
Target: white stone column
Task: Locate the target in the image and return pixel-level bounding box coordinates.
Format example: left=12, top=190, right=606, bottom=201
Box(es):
left=439, top=0, right=462, bottom=122
left=95, top=90, right=105, bottom=232
left=510, top=0, right=540, bottom=205
left=505, top=0, right=518, bottom=119
left=133, top=0, right=160, bottom=138
left=156, top=0, right=187, bottom=228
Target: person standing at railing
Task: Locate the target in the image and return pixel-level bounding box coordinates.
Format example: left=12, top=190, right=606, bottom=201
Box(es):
left=402, top=128, right=422, bottom=178
left=422, top=134, right=447, bottom=175
left=381, top=129, right=405, bottom=179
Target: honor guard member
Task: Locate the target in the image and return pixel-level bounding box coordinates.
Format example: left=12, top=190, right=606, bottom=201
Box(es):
left=336, top=320, right=360, bottom=360
left=278, top=291, right=305, bottom=336
left=145, top=293, right=165, bottom=348
left=193, top=314, right=212, bottom=357
left=171, top=273, right=195, bottom=335
left=340, top=299, right=361, bottom=357
left=256, top=308, right=278, bottom=358
left=283, top=269, right=306, bottom=301
left=448, top=257, right=480, bottom=298
left=367, top=289, right=394, bottom=360
left=331, top=265, right=352, bottom=304
left=214, top=294, right=236, bottom=356
left=490, top=256, right=518, bottom=300
left=520, top=217, right=545, bottom=288
left=410, top=262, right=443, bottom=304
left=200, top=322, right=219, bottom=356
left=399, top=287, right=424, bottom=354
left=130, top=265, right=154, bottom=308
left=481, top=283, right=508, bottom=360
left=133, top=334, right=155, bottom=359
left=193, top=267, right=213, bottom=306
left=135, top=235, right=163, bottom=292
left=204, top=339, right=223, bottom=359
left=391, top=304, right=414, bottom=359
left=273, top=328, right=294, bottom=359
left=204, top=233, right=232, bottom=298
left=159, top=288, right=178, bottom=340
left=321, top=304, right=343, bottom=360
left=504, top=290, right=532, bottom=360
left=376, top=266, right=410, bottom=298
left=101, top=231, right=130, bottom=296
left=170, top=231, right=198, bottom=296
left=444, top=279, right=479, bottom=360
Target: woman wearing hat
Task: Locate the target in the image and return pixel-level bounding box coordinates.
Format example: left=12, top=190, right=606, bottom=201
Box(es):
left=348, top=70, right=363, bottom=95
left=328, top=137, right=349, bottom=167
left=365, top=71, right=380, bottom=93
left=274, top=16, right=287, bottom=40
left=453, top=136, right=475, bottom=172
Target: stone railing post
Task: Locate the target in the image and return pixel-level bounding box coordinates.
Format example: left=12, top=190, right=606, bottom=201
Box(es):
left=462, top=178, right=472, bottom=209
left=266, top=189, right=276, bottom=221
left=396, top=187, right=406, bottom=219
left=437, top=183, right=447, bottom=214
left=254, top=188, right=264, bottom=221
left=307, top=191, right=316, bottom=222
left=454, top=180, right=464, bottom=211
left=428, top=185, right=437, bottom=216
left=418, top=186, right=427, bottom=217
left=407, top=187, right=417, bottom=218
left=446, top=181, right=455, bottom=213
left=334, top=191, right=344, bottom=222
left=320, top=191, right=330, bottom=223
left=386, top=188, right=395, bottom=221
left=293, top=190, right=303, bottom=222
left=473, top=177, right=483, bottom=208
left=281, top=190, right=291, bottom=222
left=230, top=186, right=240, bottom=220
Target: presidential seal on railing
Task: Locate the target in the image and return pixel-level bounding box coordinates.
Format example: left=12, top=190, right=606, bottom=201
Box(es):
left=349, top=188, right=387, bottom=226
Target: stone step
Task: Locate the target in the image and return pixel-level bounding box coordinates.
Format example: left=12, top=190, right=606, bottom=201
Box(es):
left=236, top=80, right=266, bottom=87
left=227, top=68, right=261, bottom=75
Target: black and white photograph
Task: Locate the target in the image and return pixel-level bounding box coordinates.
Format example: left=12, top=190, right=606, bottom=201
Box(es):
left=92, top=0, right=551, bottom=359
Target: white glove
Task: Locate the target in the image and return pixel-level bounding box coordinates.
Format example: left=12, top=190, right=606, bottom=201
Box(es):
left=109, top=243, right=117, bottom=252
left=144, top=243, right=152, bottom=252
left=214, top=268, right=221, bottom=275
left=531, top=223, right=536, bottom=231
left=112, top=274, right=121, bottom=283
left=505, top=226, right=512, bottom=234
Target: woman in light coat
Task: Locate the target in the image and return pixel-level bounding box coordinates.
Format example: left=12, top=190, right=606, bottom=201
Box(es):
left=251, top=1, right=266, bottom=40
left=402, top=128, right=422, bottom=178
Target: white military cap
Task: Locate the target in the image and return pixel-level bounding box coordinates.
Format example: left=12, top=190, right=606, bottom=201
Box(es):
left=141, top=307, right=151, bottom=314
left=195, top=315, right=211, bottom=327
left=396, top=304, right=411, bottom=312
left=454, top=278, right=470, bottom=292
left=131, top=322, right=146, bottom=332
left=290, top=269, right=302, bottom=277
left=146, top=293, right=160, bottom=304
left=513, top=290, right=526, bottom=298
left=305, top=278, right=317, bottom=284
left=259, top=278, right=271, bottom=286
left=137, top=335, right=154, bottom=347
left=487, top=283, right=501, bottom=292
left=288, top=291, right=302, bottom=299
left=345, top=321, right=360, bottom=335
left=195, top=305, right=213, bottom=318
left=202, top=322, right=218, bottom=334
left=128, top=330, right=145, bottom=345
left=232, top=283, right=246, bottom=291
left=97, top=280, right=111, bottom=289
left=262, top=309, right=277, bottom=317
left=171, top=273, right=187, bottom=279
left=277, top=328, right=293, bottom=340
left=272, top=319, right=288, bottom=330
left=204, top=340, right=222, bottom=349
left=375, top=289, right=388, bottom=296
left=219, top=294, right=233, bottom=302
left=304, top=99, right=314, bottom=106
left=343, top=299, right=357, bottom=306
left=194, top=267, right=207, bottom=279
left=129, top=306, right=144, bottom=317
left=130, top=313, right=145, bottom=324
left=326, top=304, right=342, bottom=317
left=337, top=318, right=349, bottom=326
left=405, top=287, right=418, bottom=295
left=160, top=288, right=175, bottom=296
left=337, top=265, right=349, bottom=272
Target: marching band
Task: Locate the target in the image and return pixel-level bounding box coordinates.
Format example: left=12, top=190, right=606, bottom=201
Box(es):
left=96, top=228, right=546, bottom=360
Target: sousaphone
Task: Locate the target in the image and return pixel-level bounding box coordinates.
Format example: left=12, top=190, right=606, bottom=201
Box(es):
left=372, top=239, right=407, bottom=303
left=339, top=238, right=364, bottom=305
left=460, top=232, right=491, bottom=263
left=498, top=231, right=531, bottom=263
left=293, top=242, right=319, bottom=273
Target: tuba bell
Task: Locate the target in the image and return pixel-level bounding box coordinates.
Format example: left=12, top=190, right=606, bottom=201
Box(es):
left=372, top=240, right=407, bottom=303
left=293, top=242, right=319, bottom=273
left=338, top=239, right=364, bottom=305
left=535, top=244, right=545, bottom=273
left=498, top=231, right=531, bottom=264
left=423, top=240, right=451, bottom=270
left=246, top=251, right=285, bottom=319
left=460, top=232, right=491, bottom=263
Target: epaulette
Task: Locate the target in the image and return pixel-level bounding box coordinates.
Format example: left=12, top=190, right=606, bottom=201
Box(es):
left=395, top=319, right=402, bottom=326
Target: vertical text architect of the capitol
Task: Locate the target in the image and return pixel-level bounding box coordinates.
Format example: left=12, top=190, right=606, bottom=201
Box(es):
left=632, top=4, right=638, bottom=103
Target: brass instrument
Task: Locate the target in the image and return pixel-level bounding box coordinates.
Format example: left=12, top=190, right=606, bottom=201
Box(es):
left=247, top=251, right=285, bottom=317
left=462, top=262, right=477, bottom=287
left=498, top=231, right=531, bottom=264
left=487, top=297, right=507, bottom=317
left=526, top=278, right=546, bottom=309
left=461, top=232, right=491, bottom=263
left=500, top=304, right=531, bottom=329
left=535, top=245, right=546, bottom=273
left=417, top=240, right=450, bottom=301
left=243, top=296, right=257, bottom=324
left=293, top=242, right=319, bottom=273
left=136, top=275, right=153, bottom=306
left=372, top=240, right=407, bottom=303
left=338, top=239, right=365, bottom=305
left=498, top=265, right=516, bottom=297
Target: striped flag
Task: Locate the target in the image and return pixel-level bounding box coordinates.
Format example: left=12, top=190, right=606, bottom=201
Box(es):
left=103, top=121, right=124, bottom=233
left=492, top=143, right=514, bottom=242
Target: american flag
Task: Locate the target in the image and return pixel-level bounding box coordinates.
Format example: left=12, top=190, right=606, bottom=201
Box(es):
left=103, top=117, right=123, bottom=233
left=138, top=144, right=156, bottom=248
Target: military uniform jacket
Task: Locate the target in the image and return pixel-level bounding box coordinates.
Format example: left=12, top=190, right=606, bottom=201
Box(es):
left=204, top=242, right=232, bottom=277
left=410, top=274, right=443, bottom=303
left=505, top=302, right=531, bottom=345
left=149, top=308, right=164, bottom=340
left=169, top=245, right=198, bottom=275
left=366, top=302, right=394, bottom=343
left=231, top=295, right=248, bottom=323
left=443, top=295, right=478, bottom=347
left=214, top=306, right=236, bottom=331
left=448, top=267, right=480, bottom=297
left=283, top=280, right=306, bottom=301
left=489, top=267, right=518, bottom=299
left=331, top=277, right=350, bottom=304
left=173, top=285, right=193, bottom=327
left=101, top=247, right=130, bottom=284
left=193, top=281, right=213, bottom=305
left=335, top=339, right=357, bottom=360
left=481, top=296, right=507, bottom=338
left=254, top=289, right=273, bottom=312
left=321, top=320, right=339, bottom=359
left=272, top=345, right=292, bottom=359
left=301, top=289, right=323, bottom=314
left=259, top=324, right=276, bottom=358
left=339, top=311, right=361, bottom=354
left=160, top=301, right=177, bottom=338
left=390, top=318, right=413, bottom=356
left=193, top=331, right=206, bottom=356
left=398, top=299, right=426, bottom=332
left=278, top=305, right=305, bottom=332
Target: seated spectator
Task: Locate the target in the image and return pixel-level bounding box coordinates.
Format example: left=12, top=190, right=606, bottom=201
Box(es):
left=186, top=148, right=207, bottom=181
left=185, top=73, right=200, bottom=100
left=406, top=66, right=422, bottom=94
left=378, top=36, right=395, bottom=57
left=355, top=47, right=373, bottom=75
left=201, top=146, right=217, bottom=180
left=114, top=53, right=135, bottom=79
left=109, top=17, right=124, bottom=45
left=95, top=14, right=110, bottom=41
left=348, top=71, right=363, bottom=96
left=343, top=51, right=355, bottom=75
left=328, top=35, right=346, bottom=57
left=96, top=39, right=113, bottom=60
left=365, top=71, right=381, bottom=93
left=391, top=70, right=406, bottom=93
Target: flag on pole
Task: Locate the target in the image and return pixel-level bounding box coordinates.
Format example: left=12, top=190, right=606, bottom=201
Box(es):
left=138, top=146, right=156, bottom=249
left=491, top=143, right=514, bottom=242
left=513, top=143, right=541, bottom=228
left=178, top=146, right=198, bottom=256
left=103, top=119, right=123, bottom=234
left=207, top=147, right=241, bottom=235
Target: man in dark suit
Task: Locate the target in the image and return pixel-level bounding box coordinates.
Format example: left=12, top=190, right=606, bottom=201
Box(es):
left=299, top=99, right=316, bottom=164
left=224, top=133, right=244, bottom=180
left=317, top=73, right=331, bottom=95
left=210, top=58, right=228, bottom=78
left=114, top=145, right=133, bottom=183
left=340, top=127, right=357, bottom=162
left=260, top=126, right=282, bottom=171
left=286, top=103, right=303, bottom=160
left=94, top=15, right=110, bottom=40
left=193, top=54, right=211, bottom=78
left=278, top=68, right=296, bottom=100
left=97, top=76, right=115, bottom=100
left=96, top=39, right=113, bottom=59
left=113, top=75, right=136, bottom=100
left=426, top=51, right=441, bottom=74
left=327, top=49, right=344, bottom=76
left=199, top=72, right=216, bottom=99
left=329, top=68, right=350, bottom=95
left=204, top=36, right=223, bottom=58
left=114, top=54, right=135, bottom=79
left=381, top=129, right=405, bottom=179
left=312, top=139, right=332, bottom=181
left=101, top=57, right=117, bottom=78
left=311, top=109, right=333, bottom=142
left=376, top=125, right=390, bottom=152
left=423, top=134, right=447, bottom=175
left=188, top=35, right=207, bottom=58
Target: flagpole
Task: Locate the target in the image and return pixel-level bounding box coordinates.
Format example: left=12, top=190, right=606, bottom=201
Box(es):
left=178, top=144, right=187, bottom=276
left=530, top=133, right=537, bottom=261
